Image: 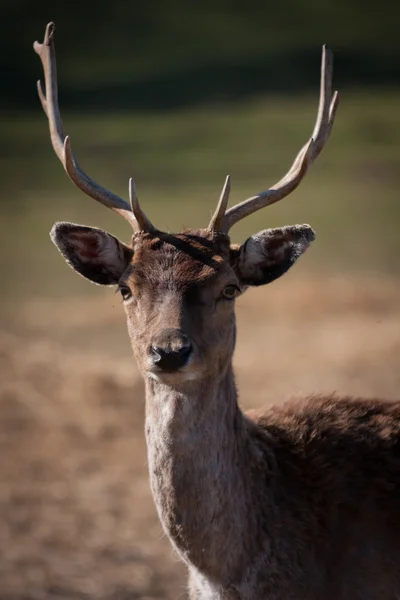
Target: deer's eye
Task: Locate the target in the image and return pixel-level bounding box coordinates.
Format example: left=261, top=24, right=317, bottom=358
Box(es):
left=119, top=284, right=132, bottom=301
left=221, top=285, right=239, bottom=301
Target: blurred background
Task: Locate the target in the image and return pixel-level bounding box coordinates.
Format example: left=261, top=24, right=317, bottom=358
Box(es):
left=1, top=1, right=400, bottom=598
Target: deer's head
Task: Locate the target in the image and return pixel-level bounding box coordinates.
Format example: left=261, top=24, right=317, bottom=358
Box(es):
left=34, top=23, right=338, bottom=385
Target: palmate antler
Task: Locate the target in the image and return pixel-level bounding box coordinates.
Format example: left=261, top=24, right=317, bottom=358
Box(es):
left=33, top=22, right=154, bottom=233
left=209, top=46, right=339, bottom=233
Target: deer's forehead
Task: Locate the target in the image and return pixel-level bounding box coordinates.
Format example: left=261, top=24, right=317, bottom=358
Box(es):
left=127, top=232, right=230, bottom=291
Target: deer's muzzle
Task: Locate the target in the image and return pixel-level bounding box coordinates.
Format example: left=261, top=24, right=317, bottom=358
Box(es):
left=150, top=329, right=193, bottom=373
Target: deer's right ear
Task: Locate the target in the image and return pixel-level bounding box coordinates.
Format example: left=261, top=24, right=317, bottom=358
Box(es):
left=50, top=222, right=133, bottom=285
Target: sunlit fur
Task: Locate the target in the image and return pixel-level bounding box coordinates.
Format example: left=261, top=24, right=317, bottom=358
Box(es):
left=51, top=223, right=400, bottom=600
left=122, top=229, right=237, bottom=385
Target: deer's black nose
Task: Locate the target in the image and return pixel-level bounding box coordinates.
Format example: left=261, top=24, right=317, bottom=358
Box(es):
left=150, top=329, right=192, bottom=372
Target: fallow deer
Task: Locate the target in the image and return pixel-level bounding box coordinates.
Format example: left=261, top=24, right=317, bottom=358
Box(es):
left=34, top=23, right=400, bottom=600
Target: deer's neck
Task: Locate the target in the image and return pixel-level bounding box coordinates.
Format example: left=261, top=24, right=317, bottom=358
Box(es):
left=144, top=366, right=256, bottom=582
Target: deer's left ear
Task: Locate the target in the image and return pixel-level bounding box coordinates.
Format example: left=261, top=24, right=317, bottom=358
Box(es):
left=231, top=224, right=315, bottom=287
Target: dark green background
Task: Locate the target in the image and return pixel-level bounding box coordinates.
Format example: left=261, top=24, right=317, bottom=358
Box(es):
left=3, top=0, right=398, bottom=110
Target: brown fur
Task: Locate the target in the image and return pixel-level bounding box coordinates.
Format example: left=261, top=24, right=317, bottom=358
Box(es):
left=51, top=224, right=400, bottom=599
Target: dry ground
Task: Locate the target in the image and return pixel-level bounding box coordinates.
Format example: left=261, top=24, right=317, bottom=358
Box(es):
left=0, top=273, right=399, bottom=599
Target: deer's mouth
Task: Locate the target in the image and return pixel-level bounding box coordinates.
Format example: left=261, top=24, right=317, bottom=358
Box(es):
left=146, top=364, right=202, bottom=384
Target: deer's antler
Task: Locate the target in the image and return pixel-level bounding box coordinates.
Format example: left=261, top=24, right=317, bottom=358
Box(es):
left=33, top=22, right=154, bottom=233
left=209, top=45, right=339, bottom=233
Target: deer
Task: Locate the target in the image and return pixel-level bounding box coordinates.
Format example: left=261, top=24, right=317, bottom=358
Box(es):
left=34, top=22, right=400, bottom=600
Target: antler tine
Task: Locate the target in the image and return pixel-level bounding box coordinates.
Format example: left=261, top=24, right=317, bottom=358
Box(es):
left=208, top=175, right=231, bottom=231
left=129, top=178, right=155, bottom=232
left=33, top=22, right=154, bottom=232
left=220, top=45, right=339, bottom=233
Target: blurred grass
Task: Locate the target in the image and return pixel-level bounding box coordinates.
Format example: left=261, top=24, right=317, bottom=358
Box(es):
left=1, top=89, right=400, bottom=311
